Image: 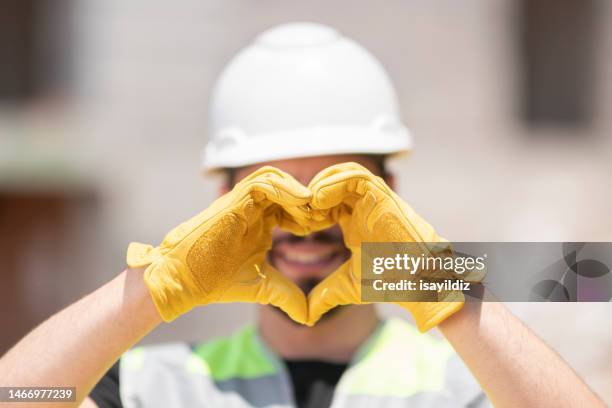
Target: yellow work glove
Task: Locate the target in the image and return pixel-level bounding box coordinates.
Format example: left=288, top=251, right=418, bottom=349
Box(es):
left=127, top=166, right=311, bottom=323
left=307, top=162, right=464, bottom=332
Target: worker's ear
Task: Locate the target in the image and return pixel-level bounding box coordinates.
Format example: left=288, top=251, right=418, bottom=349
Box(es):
left=219, top=170, right=235, bottom=196
left=219, top=183, right=230, bottom=196
left=383, top=172, right=396, bottom=190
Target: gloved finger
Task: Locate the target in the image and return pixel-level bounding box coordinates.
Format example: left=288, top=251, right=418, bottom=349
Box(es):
left=243, top=169, right=314, bottom=231
left=165, top=166, right=309, bottom=245
left=229, top=176, right=311, bottom=238
left=217, top=261, right=308, bottom=324
left=242, top=166, right=312, bottom=207
left=276, top=217, right=309, bottom=236
left=276, top=201, right=316, bottom=232
left=309, top=168, right=388, bottom=211
left=310, top=164, right=434, bottom=245
left=398, top=294, right=464, bottom=333
left=252, top=204, right=313, bottom=237
left=303, top=215, right=338, bottom=233
left=239, top=165, right=301, bottom=186
left=278, top=204, right=340, bottom=236
left=331, top=192, right=379, bottom=249
left=306, top=261, right=361, bottom=326
left=308, top=162, right=372, bottom=188
left=256, top=263, right=309, bottom=324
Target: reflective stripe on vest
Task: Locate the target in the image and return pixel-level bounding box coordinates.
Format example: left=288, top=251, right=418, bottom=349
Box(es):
left=119, top=318, right=490, bottom=407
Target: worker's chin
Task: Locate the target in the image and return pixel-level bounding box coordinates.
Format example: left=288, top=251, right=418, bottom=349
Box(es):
left=271, top=304, right=343, bottom=326
left=297, top=277, right=322, bottom=296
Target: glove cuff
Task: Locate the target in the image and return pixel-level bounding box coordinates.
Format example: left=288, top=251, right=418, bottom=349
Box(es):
left=126, top=242, right=161, bottom=268
left=400, top=290, right=464, bottom=332
left=127, top=242, right=195, bottom=322
left=143, top=257, right=196, bottom=322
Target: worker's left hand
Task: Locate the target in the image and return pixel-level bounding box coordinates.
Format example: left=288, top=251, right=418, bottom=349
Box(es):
left=126, top=166, right=312, bottom=323
left=306, top=162, right=466, bottom=332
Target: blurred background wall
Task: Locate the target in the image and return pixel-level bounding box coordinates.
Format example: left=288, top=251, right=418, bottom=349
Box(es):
left=1, top=0, right=611, bottom=402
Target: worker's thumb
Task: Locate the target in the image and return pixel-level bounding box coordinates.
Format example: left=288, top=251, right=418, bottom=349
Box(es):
left=217, top=261, right=308, bottom=325
left=306, top=261, right=361, bottom=326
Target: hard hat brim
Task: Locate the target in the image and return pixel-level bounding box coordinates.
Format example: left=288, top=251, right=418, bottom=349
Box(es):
left=202, top=125, right=412, bottom=173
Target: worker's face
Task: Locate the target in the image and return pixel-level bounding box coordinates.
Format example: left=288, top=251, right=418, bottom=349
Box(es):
left=224, top=155, right=389, bottom=295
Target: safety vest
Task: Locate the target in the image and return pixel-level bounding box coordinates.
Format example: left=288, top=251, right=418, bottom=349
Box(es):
left=119, top=318, right=490, bottom=407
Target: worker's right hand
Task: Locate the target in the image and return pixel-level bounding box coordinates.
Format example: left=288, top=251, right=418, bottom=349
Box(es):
left=306, top=162, right=468, bottom=332
left=126, top=166, right=311, bottom=323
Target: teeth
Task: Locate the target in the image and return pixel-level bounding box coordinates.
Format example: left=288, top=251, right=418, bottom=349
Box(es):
left=282, top=251, right=333, bottom=264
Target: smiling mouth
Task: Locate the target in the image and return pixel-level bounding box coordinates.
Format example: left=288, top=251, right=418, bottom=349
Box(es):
left=267, top=233, right=350, bottom=321
left=269, top=242, right=351, bottom=275
left=268, top=227, right=351, bottom=293
left=274, top=248, right=342, bottom=267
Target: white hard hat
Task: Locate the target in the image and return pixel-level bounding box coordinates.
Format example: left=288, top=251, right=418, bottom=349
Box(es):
left=203, top=22, right=411, bottom=171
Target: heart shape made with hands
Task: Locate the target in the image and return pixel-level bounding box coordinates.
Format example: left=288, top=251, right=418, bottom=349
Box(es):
left=129, top=162, right=472, bottom=332
left=269, top=161, right=470, bottom=331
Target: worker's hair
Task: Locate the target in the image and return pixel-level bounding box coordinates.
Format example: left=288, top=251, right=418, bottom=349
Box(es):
left=223, top=154, right=389, bottom=187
